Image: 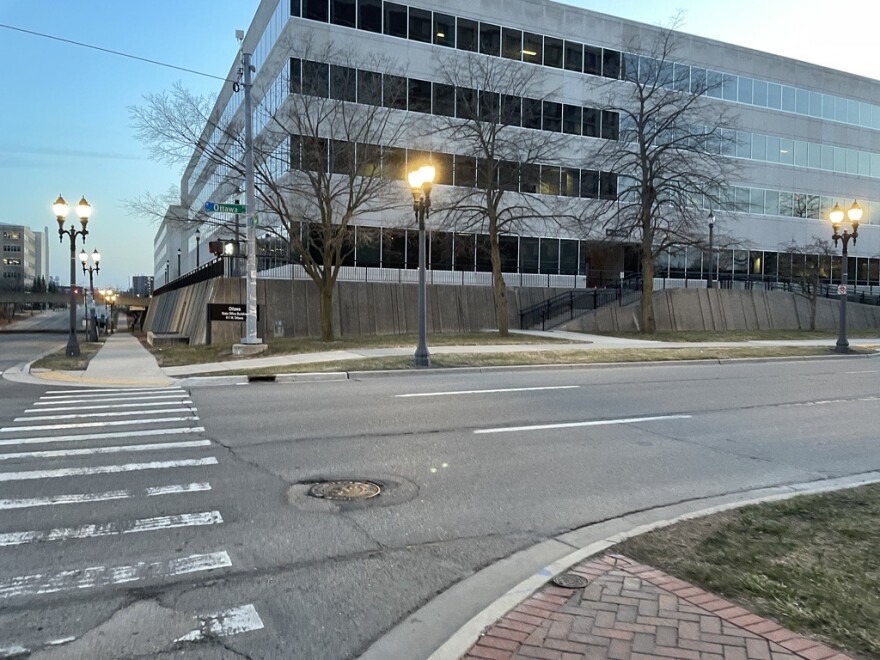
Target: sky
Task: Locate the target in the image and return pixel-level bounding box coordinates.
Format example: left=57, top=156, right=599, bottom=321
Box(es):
left=1, top=0, right=879, bottom=290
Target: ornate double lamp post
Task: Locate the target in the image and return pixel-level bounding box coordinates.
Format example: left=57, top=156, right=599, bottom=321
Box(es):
left=707, top=210, right=716, bottom=289
left=407, top=164, right=436, bottom=368
left=829, top=200, right=862, bottom=354
left=53, top=195, right=92, bottom=357
left=79, top=248, right=100, bottom=342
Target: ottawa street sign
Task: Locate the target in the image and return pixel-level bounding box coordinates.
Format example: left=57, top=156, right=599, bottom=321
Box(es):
left=204, top=201, right=247, bottom=214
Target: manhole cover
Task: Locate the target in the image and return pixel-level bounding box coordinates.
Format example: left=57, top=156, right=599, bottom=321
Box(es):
left=308, top=481, right=381, bottom=501
left=551, top=573, right=589, bottom=589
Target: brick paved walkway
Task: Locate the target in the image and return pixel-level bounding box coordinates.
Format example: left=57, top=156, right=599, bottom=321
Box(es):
left=464, top=554, right=851, bottom=660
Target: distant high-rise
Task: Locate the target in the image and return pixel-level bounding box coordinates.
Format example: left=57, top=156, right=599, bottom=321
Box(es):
left=131, top=275, right=154, bottom=297
left=1, top=224, right=41, bottom=291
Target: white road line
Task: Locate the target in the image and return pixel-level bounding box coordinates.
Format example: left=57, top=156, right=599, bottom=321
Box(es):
left=26, top=400, right=194, bottom=413
left=0, top=511, right=223, bottom=547
left=0, top=457, right=218, bottom=482
left=33, top=394, right=188, bottom=406
left=0, top=645, right=28, bottom=657
left=474, top=414, right=693, bottom=434
left=0, top=426, right=205, bottom=447
left=18, top=407, right=194, bottom=421
left=43, top=387, right=185, bottom=396
left=1, top=416, right=199, bottom=432
left=396, top=385, right=580, bottom=398
left=0, top=551, right=232, bottom=599
left=0, top=439, right=211, bottom=461
left=177, top=604, right=265, bottom=642
left=0, top=482, right=212, bottom=511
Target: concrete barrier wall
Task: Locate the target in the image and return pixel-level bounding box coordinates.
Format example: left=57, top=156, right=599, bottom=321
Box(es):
left=146, top=279, right=567, bottom=344
left=561, top=289, right=880, bottom=333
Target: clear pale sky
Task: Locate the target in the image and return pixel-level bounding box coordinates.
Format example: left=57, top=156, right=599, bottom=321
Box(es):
left=1, top=0, right=878, bottom=289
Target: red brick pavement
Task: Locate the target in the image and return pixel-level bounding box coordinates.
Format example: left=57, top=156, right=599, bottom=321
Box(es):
left=464, top=554, right=852, bottom=660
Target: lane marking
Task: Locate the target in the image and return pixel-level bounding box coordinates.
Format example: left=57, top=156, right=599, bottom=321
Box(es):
left=474, top=414, right=693, bottom=434
left=0, top=426, right=205, bottom=447
left=0, top=551, right=232, bottom=599
left=37, top=391, right=187, bottom=402
left=396, top=385, right=580, bottom=398
left=0, top=482, right=212, bottom=511
left=33, top=394, right=188, bottom=406
left=43, top=387, right=185, bottom=396
left=25, top=400, right=194, bottom=413
left=0, top=439, right=211, bottom=461
left=177, top=604, right=265, bottom=642
left=18, top=407, right=195, bottom=421
left=0, top=457, right=218, bottom=482
left=1, top=416, right=200, bottom=432
left=0, top=511, right=223, bottom=547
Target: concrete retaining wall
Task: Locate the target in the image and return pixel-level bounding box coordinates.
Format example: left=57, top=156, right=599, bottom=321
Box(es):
left=560, top=289, right=880, bottom=333
left=145, top=278, right=564, bottom=344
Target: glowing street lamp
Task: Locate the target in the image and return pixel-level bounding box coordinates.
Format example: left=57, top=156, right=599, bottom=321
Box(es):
left=828, top=200, right=861, bottom=354
left=407, top=164, right=436, bottom=368
left=54, top=195, right=93, bottom=356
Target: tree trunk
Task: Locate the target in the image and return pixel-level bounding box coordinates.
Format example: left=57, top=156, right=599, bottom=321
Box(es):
left=640, top=254, right=655, bottom=334
left=489, top=232, right=509, bottom=336
left=319, top=281, right=335, bottom=341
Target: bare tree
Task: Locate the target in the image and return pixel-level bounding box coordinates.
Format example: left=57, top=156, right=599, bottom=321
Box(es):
left=593, top=15, right=738, bottom=333
left=781, top=237, right=836, bottom=330
left=130, top=42, right=409, bottom=340
left=431, top=53, right=577, bottom=336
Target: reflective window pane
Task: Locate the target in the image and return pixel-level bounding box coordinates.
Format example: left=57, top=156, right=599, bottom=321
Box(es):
left=358, top=0, right=381, bottom=32
left=544, top=36, right=563, bottom=68
left=383, top=2, right=407, bottom=37
left=457, top=18, right=477, bottom=51
left=523, top=32, right=542, bottom=64
left=564, top=41, right=583, bottom=72
left=433, top=13, right=454, bottom=46
left=409, top=7, right=431, bottom=42
left=502, top=27, right=521, bottom=60
left=479, top=22, right=500, bottom=56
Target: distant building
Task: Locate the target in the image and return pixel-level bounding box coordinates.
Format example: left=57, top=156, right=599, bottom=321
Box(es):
left=131, top=275, right=154, bottom=297
left=1, top=224, right=41, bottom=291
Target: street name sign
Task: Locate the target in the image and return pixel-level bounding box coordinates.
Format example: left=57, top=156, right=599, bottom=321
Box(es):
left=204, top=201, right=247, bottom=214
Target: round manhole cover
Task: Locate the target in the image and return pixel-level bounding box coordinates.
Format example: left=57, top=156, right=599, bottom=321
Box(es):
left=308, top=481, right=381, bottom=501
left=551, top=573, right=589, bottom=589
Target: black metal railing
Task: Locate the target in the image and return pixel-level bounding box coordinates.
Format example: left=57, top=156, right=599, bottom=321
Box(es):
left=152, top=257, right=225, bottom=297
left=520, top=274, right=642, bottom=330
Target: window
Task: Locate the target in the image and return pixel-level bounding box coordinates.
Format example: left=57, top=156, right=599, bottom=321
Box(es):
left=433, top=12, right=455, bottom=47
left=579, top=170, right=598, bottom=198
left=382, top=146, right=406, bottom=180
left=544, top=37, right=563, bottom=68
left=453, top=154, right=476, bottom=187
left=560, top=240, right=578, bottom=274
left=303, top=61, right=329, bottom=97
left=357, top=70, right=382, bottom=105
left=430, top=231, right=453, bottom=269
left=562, top=105, right=581, bottom=135
left=499, top=235, right=519, bottom=272
left=289, top=58, right=302, bottom=93
left=753, top=79, right=768, bottom=106
left=382, top=229, right=405, bottom=268
left=540, top=239, right=559, bottom=274
left=433, top=83, right=455, bottom=117
left=432, top=152, right=454, bottom=185
left=522, top=32, right=542, bottom=64
left=476, top=158, right=496, bottom=189
left=358, top=0, right=381, bottom=32
left=582, top=108, right=599, bottom=137
left=722, top=74, right=737, bottom=101
left=561, top=168, right=579, bottom=197
left=303, top=0, right=328, bottom=22
left=330, top=65, right=356, bottom=101
left=796, top=88, right=809, bottom=114
left=454, top=233, right=475, bottom=270
left=456, top=87, right=477, bottom=120
left=502, top=27, right=522, bottom=60
left=330, top=139, right=354, bottom=174
left=497, top=161, right=518, bottom=192
left=479, top=90, right=499, bottom=122
left=408, top=78, right=432, bottom=113
left=356, top=227, right=380, bottom=266
left=737, top=77, right=753, bottom=104
left=500, top=94, right=521, bottom=126
left=601, top=111, right=619, bottom=141
left=383, top=2, right=407, bottom=38
left=540, top=166, right=560, bottom=195
left=583, top=45, right=601, bottom=75
left=291, top=0, right=301, bottom=17
left=520, top=164, right=540, bottom=193
left=457, top=18, right=477, bottom=52
left=409, top=7, right=431, bottom=42
left=330, top=0, right=355, bottom=27
left=564, top=41, right=582, bottom=72
left=767, top=83, right=782, bottom=109
left=522, top=97, right=542, bottom=130
left=599, top=172, right=618, bottom=200
left=302, top=137, right=328, bottom=172
left=673, top=63, right=690, bottom=92
left=520, top=237, right=539, bottom=273
left=601, top=49, right=621, bottom=78
left=479, top=23, right=500, bottom=56
left=542, top=101, right=561, bottom=132
left=781, top=85, right=796, bottom=112
left=383, top=74, right=407, bottom=109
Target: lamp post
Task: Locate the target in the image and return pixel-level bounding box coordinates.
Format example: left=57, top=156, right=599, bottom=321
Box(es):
left=407, top=164, right=435, bottom=368
left=707, top=210, right=716, bottom=289
left=195, top=228, right=201, bottom=267
left=177, top=248, right=182, bottom=278
left=53, top=195, right=92, bottom=357
left=829, top=200, right=861, bottom=354
left=79, top=248, right=100, bottom=342
left=165, top=259, right=169, bottom=285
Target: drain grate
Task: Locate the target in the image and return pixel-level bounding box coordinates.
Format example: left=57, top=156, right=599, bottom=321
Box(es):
left=551, top=573, right=589, bottom=589
left=307, top=480, right=381, bottom=501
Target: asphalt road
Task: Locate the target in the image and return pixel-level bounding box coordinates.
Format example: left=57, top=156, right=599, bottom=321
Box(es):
left=0, top=354, right=877, bottom=658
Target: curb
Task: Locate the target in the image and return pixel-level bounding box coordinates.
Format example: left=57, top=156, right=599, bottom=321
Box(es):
left=358, top=471, right=880, bottom=660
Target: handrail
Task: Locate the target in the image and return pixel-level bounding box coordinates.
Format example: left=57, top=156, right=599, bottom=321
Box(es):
left=519, top=274, right=642, bottom=329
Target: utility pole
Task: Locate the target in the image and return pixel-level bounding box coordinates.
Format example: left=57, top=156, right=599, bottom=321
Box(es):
left=233, top=32, right=265, bottom=354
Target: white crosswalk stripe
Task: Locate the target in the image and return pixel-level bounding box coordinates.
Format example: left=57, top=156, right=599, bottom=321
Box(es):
left=0, top=386, right=263, bottom=645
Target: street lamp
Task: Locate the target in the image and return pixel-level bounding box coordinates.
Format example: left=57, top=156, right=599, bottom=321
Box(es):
left=707, top=210, right=716, bottom=289
left=829, top=200, right=861, bottom=354
left=165, top=259, right=169, bottom=284
left=195, top=228, right=201, bottom=267
left=53, top=195, right=92, bottom=357
left=177, top=248, right=182, bottom=278
left=407, top=163, right=435, bottom=368
left=79, top=248, right=100, bottom=342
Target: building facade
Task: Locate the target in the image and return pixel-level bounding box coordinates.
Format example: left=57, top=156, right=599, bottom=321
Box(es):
left=157, top=0, right=880, bottom=290
left=131, top=275, right=155, bottom=297
left=1, top=224, right=48, bottom=291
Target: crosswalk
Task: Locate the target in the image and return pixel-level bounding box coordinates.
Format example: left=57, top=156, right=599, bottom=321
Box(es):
left=0, top=386, right=263, bottom=657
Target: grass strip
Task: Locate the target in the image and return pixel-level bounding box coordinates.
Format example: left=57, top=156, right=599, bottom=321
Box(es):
left=616, top=484, right=880, bottom=658
left=599, top=329, right=880, bottom=342
left=31, top=341, right=105, bottom=371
